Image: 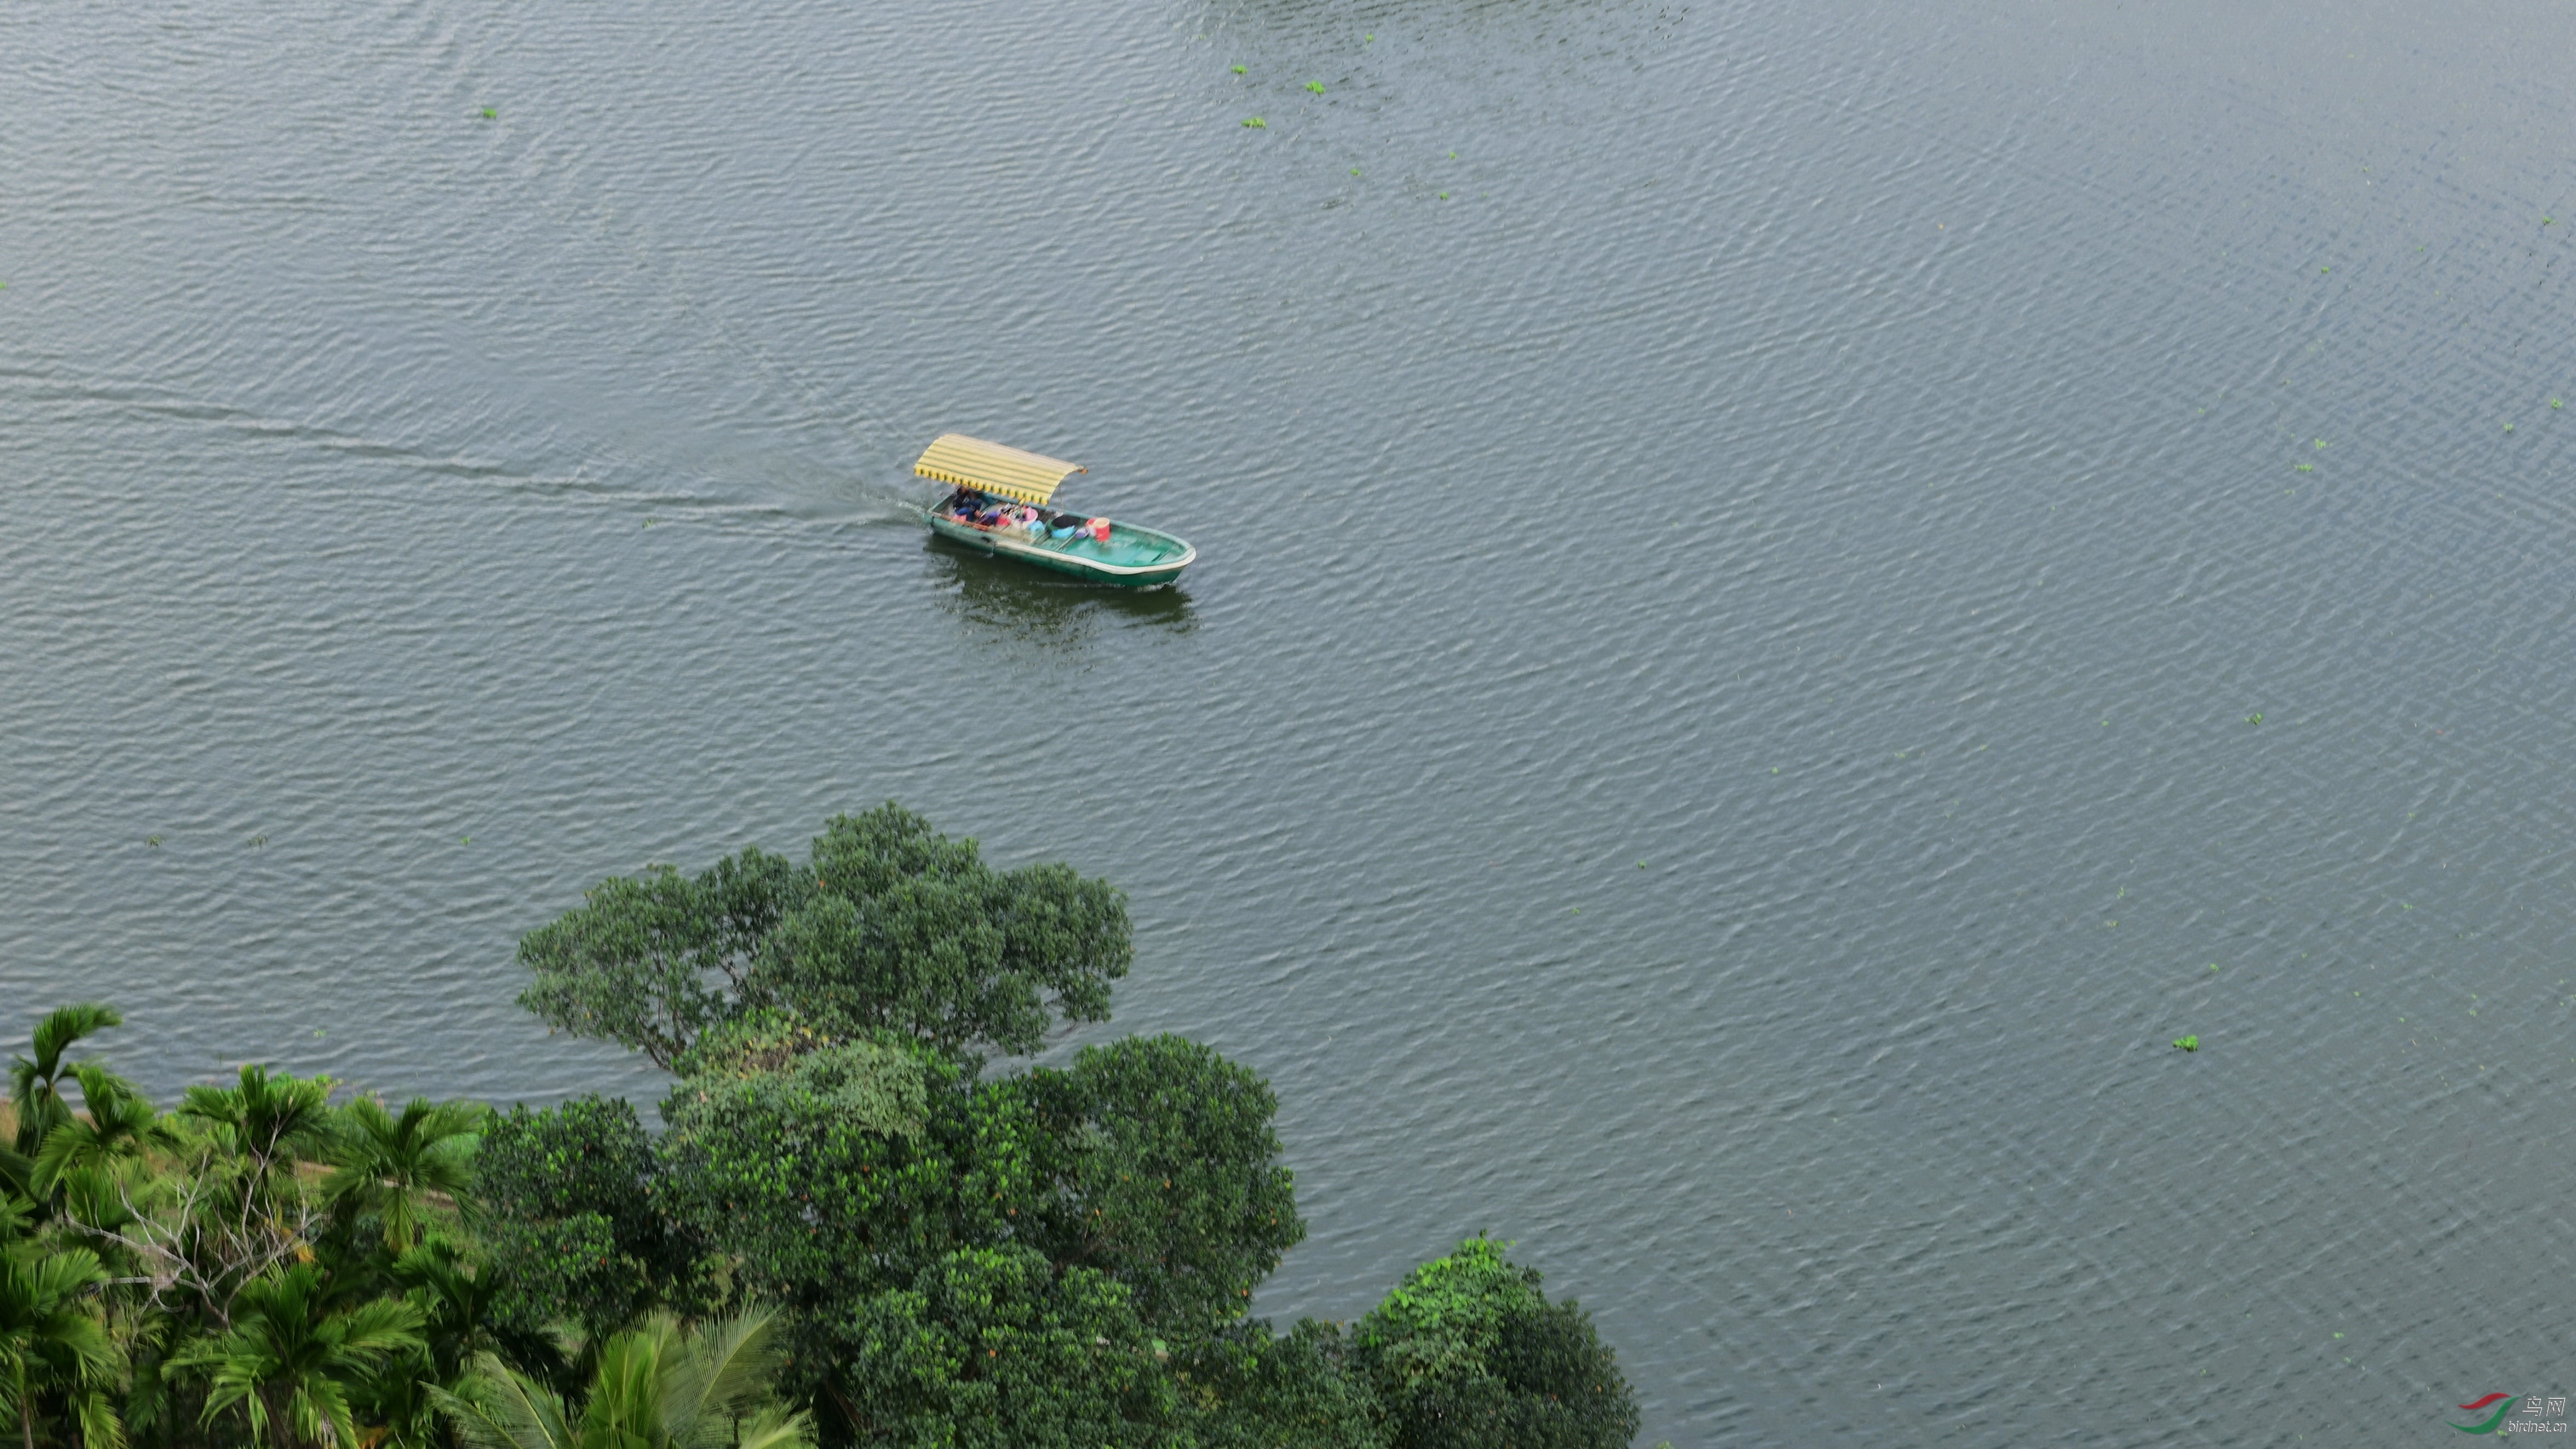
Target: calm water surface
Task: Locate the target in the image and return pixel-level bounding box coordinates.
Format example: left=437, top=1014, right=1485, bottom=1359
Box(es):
left=8, top=0, right=2576, bottom=1440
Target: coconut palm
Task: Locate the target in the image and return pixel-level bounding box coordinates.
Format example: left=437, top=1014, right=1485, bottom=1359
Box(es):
left=323, top=1099, right=484, bottom=1251
left=0, top=1238, right=123, bottom=1449
left=432, top=1310, right=809, bottom=1449
left=178, top=1263, right=424, bottom=1449
left=8, top=1006, right=123, bottom=1159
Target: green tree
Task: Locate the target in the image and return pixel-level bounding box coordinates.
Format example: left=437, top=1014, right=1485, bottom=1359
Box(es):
left=8, top=1008, right=122, bottom=1160
left=475, top=1099, right=692, bottom=1341
left=1013, top=1036, right=1304, bottom=1339
left=505, top=815, right=1641, bottom=1449
left=359, top=1236, right=522, bottom=1449
left=324, top=1098, right=485, bottom=1251
left=176, top=1263, right=425, bottom=1449
left=513, top=850, right=802, bottom=1072
left=31, top=1067, right=170, bottom=1197
left=518, top=807, right=1129, bottom=1068
left=653, top=1040, right=1024, bottom=1331
left=432, top=1309, right=810, bottom=1449
left=1351, top=1239, right=1635, bottom=1449
left=823, top=1247, right=1178, bottom=1449
left=654, top=1033, right=1311, bottom=1445
left=1173, top=1319, right=1383, bottom=1449
left=0, top=1226, right=123, bottom=1449
left=177, top=1067, right=333, bottom=1184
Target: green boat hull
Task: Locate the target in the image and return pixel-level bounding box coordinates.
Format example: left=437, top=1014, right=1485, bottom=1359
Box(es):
left=924, top=512, right=1196, bottom=587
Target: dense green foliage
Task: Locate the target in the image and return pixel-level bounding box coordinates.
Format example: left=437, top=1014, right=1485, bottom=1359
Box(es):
left=476, top=1097, right=696, bottom=1341
left=516, top=806, right=1130, bottom=1068
left=7, top=805, right=1644, bottom=1449
left=1351, top=1238, right=1638, bottom=1449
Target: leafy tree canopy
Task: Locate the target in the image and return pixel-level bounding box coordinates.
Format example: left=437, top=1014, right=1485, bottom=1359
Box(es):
left=1351, top=1238, right=1638, bottom=1449
left=823, top=1246, right=1178, bottom=1449
left=1173, top=1319, right=1382, bottom=1449
left=1011, top=1036, right=1304, bottom=1341
left=0, top=809, right=1650, bottom=1449
left=475, top=1097, right=696, bottom=1342
left=517, top=807, right=1129, bottom=1069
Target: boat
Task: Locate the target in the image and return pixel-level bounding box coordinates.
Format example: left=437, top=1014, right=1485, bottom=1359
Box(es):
left=909, top=433, right=1196, bottom=587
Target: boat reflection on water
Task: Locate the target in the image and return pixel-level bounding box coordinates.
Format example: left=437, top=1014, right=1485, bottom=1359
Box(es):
left=924, top=533, right=1196, bottom=645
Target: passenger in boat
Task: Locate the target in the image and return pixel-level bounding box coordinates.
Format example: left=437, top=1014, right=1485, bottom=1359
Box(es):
left=942, top=486, right=981, bottom=517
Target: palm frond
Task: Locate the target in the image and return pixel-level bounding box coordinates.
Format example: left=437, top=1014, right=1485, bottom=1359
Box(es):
left=726, top=1403, right=813, bottom=1449
left=335, top=1296, right=431, bottom=1361
left=72, top=1386, right=128, bottom=1449
left=680, top=1309, right=788, bottom=1426
left=298, top=1376, right=359, bottom=1449
left=428, top=1354, right=572, bottom=1449
left=583, top=1322, right=674, bottom=1449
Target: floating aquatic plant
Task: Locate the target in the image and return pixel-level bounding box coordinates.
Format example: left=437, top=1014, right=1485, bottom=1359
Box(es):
left=2505, top=422, right=2516, bottom=432
left=1438, top=192, right=1449, bottom=199
left=2245, top=713, right=2263, bottom=724
left=147, top=834, right=162, bottom=848
left=2297, top=462, right=2314, bottom=472
left=2555, top=398, right=2565, bottom=410
left=1351, top=168, right=1362, bottom=176
left=1307, top=80, right=1325, bottom=94
left=1231, top=65, right=1245, bottom=74
left=481, top=107, right=496, bottom=119
left=1242, top=117, right=1265, bottom=128
left=2173, top=1035, right=2200, bottom=1051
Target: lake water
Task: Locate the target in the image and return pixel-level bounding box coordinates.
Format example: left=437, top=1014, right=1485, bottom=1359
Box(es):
left=8, top=0, right=2576, bottom=1440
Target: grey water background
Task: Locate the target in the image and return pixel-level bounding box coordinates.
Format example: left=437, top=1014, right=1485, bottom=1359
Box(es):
left=6, top=0, right=2575, bottom=1438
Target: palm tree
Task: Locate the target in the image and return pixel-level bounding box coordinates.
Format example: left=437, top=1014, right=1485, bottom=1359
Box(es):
left=8, top=1007, right=123, bottom=1158
left=323, top=1100, right=484, bottom=1251
left=432, top=1311, right=810, bottom=1449
left=177, top=1263, right=424, bottom=1449
left=0, top=1238, right=123, bottom=1449
left=30, top=1067, right=171, bottom=1195
left=176, top=1067, right=332, bottom=1181
left=358, top=1237, right=509, bottom=1449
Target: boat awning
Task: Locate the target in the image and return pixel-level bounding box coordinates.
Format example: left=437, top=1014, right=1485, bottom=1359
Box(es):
left=912, top=433, right=1086, bottom=506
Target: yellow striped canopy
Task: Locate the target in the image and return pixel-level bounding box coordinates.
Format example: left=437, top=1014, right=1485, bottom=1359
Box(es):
left=912, top=433, right=1086, bottom=506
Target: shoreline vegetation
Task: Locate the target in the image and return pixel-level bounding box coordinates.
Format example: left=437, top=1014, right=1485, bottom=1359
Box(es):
left=6, top=805, right=1656, bottom=1449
